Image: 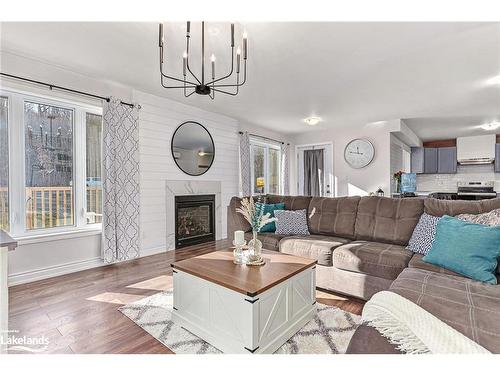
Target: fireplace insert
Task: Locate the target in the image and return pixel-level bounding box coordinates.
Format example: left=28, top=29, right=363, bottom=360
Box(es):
left=175, top=194, right=215, bottom=249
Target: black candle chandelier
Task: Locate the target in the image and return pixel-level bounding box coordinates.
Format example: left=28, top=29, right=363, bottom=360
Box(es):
left=158, top=22, right=248, bottom=99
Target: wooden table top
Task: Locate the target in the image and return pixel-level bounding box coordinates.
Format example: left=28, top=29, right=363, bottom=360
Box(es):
left=171, top=250, right=316, bottom=297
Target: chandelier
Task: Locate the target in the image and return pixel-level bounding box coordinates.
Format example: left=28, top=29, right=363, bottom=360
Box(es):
left=158, top=22, right=248, bottom=99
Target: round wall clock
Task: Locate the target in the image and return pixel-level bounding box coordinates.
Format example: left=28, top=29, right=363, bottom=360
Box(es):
left=344, top=138, right=375, bottom=169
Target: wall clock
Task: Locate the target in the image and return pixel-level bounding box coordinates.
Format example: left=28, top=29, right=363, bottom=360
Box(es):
left=344, top=138, right=375, bottom=169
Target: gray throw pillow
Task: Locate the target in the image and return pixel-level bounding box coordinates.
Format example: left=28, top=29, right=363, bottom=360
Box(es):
left=274, top=209, right=310, bottom=236
left=456, top=208, right=500, bottom=226
left=406, top=212, right=441, bottom=255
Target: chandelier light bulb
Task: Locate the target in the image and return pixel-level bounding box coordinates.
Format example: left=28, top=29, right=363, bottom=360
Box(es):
left=211, top=54, right=216, bottom=62
left=183, top=51, right=188, bottom=58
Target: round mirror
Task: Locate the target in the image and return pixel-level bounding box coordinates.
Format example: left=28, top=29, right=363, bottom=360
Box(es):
left=171, top=121, right=215, bottom=176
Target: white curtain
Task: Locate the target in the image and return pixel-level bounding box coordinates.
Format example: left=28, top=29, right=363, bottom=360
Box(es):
left=239, top=131, right=251, bottom=196
left=102, top=98, right=140, bottom=263
left=281, top=143, right=290, bottom=195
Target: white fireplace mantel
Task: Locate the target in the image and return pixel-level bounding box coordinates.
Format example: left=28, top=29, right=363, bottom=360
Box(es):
left=166, top=180, right=222, bottom=251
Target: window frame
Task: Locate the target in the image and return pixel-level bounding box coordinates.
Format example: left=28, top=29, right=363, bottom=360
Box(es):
left=1, top=87, right=103, bottom=239
left=249, top=138, right=282, bottom=196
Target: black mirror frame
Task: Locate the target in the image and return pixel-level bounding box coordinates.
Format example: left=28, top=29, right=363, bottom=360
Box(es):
left=171, top=121, right=216, bottom=177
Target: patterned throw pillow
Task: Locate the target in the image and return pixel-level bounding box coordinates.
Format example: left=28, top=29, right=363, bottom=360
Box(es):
left=274, top=209, right=310, bottom=236
left=406, top=212, right=441, bottom=255
left=456, top=208, right=500, bottom=226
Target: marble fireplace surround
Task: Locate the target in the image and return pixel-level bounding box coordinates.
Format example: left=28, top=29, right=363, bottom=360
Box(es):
left=166, top=180, right=222, bottom=251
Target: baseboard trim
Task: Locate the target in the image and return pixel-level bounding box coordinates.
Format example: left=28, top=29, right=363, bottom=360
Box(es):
left=8, top=257, right=104, bottom=286
left=8, top=246, right=169, bottom=286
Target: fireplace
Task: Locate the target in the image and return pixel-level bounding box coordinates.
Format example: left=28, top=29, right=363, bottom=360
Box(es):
left=175, top=194, right=215, bottom=249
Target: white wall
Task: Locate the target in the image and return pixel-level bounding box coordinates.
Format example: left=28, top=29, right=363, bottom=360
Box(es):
left=291, top=122, right=396, bottom=197
left=2, top=51, right=244, bottom=283
left=133, top=90, right=240, bottom=252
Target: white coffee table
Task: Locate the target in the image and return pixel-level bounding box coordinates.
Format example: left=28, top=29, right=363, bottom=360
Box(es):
left=171, top=250, right=317, bottom=353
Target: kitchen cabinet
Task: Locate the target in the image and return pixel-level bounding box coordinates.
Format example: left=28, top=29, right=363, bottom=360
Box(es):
left=424, top=148, right=438, bottom=174
left=411, top=146, right=457, bottom=174
left=437, top=147, right=457, bottom=174
left=495, top=144, right=500, bottom=173
left=410, top=147, right=424, bottom=174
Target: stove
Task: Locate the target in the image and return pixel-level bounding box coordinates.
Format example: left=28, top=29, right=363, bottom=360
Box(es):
left=457, top=181, right=497, bottom=200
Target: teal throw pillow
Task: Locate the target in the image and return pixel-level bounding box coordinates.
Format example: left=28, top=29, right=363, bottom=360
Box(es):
left=256, top=203, right=285, bottom=232
left=422, top=215, right=500, bottom=284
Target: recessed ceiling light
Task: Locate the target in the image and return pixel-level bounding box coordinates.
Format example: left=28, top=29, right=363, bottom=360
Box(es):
left=304, top=116, right=321, bottom=126
left=480, top=122, right=500, bottom=131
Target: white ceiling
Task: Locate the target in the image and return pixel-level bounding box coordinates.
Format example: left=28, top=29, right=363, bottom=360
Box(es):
left=1, top=22, right=499, bottom=137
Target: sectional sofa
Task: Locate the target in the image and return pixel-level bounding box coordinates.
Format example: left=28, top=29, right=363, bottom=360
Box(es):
left=227, top=194, right=500, bottom=353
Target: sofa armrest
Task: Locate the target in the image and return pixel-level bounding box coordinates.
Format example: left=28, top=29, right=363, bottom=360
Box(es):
left=227, top=196, right=252, bottom=242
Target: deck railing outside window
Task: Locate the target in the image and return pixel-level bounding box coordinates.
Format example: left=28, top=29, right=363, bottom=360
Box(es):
left=24, top=186, right=102, bottom=229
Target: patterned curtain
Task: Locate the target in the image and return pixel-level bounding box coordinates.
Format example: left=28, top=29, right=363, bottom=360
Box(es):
left=102, top=98, right=140, bottom=263
left=281, top=143, right=290, bottom=195
left=239, top=131, right=251, bottom=196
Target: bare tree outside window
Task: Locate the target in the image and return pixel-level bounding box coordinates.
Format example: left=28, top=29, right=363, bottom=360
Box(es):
left=24, top=101, right=74, bottom=230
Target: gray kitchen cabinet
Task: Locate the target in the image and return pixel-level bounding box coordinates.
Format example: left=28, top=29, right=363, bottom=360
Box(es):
left=423, top=148, right=438, bottom=174
left=495, top=144, right=500, bottom=173
left=411, top=147, right=424, bottom=174
left=437, top=147, right=457, bottom=174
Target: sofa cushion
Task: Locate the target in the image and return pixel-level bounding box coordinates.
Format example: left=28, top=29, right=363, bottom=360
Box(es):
left=354, top=196, right=424, bottom=245
left=408, top=253, right=462, bottom=277
left=390, top=268, right=500, bottom=353
left=244, top=232, right=284, bottom=252
left=279, top=235, right=351, bottom=266
left=307, top=196, right=360, bottom=239
left=333, top=241, right=413, bottom=280
left=266, top=195, right=312, bottom=211
left=424, top=197, right=500, bottom=217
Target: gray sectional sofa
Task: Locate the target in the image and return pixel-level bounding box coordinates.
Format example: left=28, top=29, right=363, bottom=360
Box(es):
left=227, top=194, right=500, bottom=353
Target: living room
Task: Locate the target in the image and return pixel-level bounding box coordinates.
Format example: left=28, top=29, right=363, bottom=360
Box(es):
left=1, top=1, right=500, bottom=373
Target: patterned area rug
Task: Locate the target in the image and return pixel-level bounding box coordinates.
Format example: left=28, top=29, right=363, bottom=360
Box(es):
left=119, top=291, right=360, bottom=354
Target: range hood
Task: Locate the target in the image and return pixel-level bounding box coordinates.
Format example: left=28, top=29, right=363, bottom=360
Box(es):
left=457, top=134, right=496, bottom=165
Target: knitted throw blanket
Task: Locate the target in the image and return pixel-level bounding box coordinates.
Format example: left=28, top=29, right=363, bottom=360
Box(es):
left=362, top=291, right=490, bottom=354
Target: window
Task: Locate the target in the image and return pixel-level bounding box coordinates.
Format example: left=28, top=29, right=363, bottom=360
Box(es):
left=0, top=97, right=8, bottom=231
left=25, top=102, right=74, bottom=230
left=0, top=88, right=102, bottom=237
left=250, top=139, right=281, bottom=195
left=86, top=113, right=103, bottom=224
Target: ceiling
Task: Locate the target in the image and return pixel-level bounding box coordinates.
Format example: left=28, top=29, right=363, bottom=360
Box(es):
left=1, top=22, right=499, bottom=137
left=403, top=116, right=500, bottom=141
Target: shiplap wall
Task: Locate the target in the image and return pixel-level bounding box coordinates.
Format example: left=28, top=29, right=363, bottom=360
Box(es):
left=133, top=90, right=240, bottom=253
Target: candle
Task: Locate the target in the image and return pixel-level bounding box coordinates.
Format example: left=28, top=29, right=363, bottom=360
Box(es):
left=182, top=51, right=187, bottom=76
left=159, top=23, right=164, bottom=47
left=231, top=23, right=234, bottom=47
left=211, top=54, right=215, bottom=79
left=234, top=230, right=245, bottom=245
left=236, top=47, right=241, bottom=74
left=242, top=32, right=248, bottom=60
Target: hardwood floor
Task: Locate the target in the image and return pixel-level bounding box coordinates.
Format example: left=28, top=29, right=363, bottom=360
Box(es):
left=8, top=240, right=365, bottom=354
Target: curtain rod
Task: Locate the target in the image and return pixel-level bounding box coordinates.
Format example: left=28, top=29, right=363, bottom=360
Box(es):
left=238, top=131, right=289, bottom=146
left=0, top=72, right=140, bottom=109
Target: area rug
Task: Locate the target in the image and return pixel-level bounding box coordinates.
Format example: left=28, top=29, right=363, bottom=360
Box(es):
left=119, top=290, right=360, bottom=354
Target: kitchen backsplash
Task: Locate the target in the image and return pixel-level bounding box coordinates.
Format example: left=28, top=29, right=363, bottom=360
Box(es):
left=416, top=164, right=500, bottom=192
